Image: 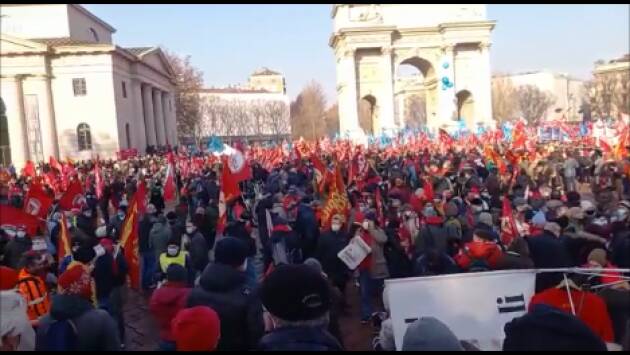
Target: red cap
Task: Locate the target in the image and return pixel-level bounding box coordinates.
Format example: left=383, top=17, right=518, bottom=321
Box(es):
left=0, top=266, right=18, bottom=290
left=58, top=264, right=93, bottom=300
left=172, top=306, right=221, bottom=351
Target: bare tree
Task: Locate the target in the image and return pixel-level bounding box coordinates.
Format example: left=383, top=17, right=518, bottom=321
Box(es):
left=163, top=49, right=204, bottom=145
left=492, top=75, right=518, bottom=123
left=405, top=94, right=426, bottom=129
left=263, top=100, right=289, bottom=141
left=290, top=81, right=327, bottom=140
left=586, top=76, right=617, bottom=120
left=324, top=103, right=339, bottom=137
left=516, top=85, right=555, bottom=124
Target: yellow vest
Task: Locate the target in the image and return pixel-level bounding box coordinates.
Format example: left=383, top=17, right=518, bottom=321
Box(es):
left=159, top=251, right=188, bottom=273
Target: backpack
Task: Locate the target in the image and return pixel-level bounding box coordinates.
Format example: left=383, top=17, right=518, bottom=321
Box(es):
left=44, top=319, right=78, bottom=351
left=462, top=247, right=490, bottom=272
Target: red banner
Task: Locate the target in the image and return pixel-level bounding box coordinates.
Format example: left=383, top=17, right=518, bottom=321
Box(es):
left=59, top=179, right=85, bottom=210
left=0, top=205, right=41, bottom=236
left=117, top=149, right=138, bottom=160
left=500, top=196, right=519, bottom=247
left=23, top=182, right=54, bottom=219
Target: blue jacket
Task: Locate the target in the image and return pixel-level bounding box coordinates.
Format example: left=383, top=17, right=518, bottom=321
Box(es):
left=257, top=326, right=343, bottom=351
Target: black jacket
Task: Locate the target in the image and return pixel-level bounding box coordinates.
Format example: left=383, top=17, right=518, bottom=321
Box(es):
left=36, top=294, right=120, bottom=351
left=315, top=230, right=350, bottom=284
left=526, top=231, right=571, bottom=292
left=76, top=215, right=95, bottom=238
left=224, top=221, right=256, bottom=257
left=189, top=232, right=209, bottom=272
left=93, top=248, right=128, bottom=299
left=187, top=263, right=264, bottom=351
left=257, top=326, right=344, bottom=351
left=138, top=215, right=155, bottom=253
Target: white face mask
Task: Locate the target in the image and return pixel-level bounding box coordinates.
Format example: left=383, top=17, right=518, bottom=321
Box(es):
left=186, top=226, right=195, bottom=234
left=362, top=221, right=370, bottom=230
left=83, top=211, right=92, bottom=218
left=16, top=231, right=26, bottom=239
left=118, top=211, right=125, bottom=219
left=331, top=223, right=341, bottom=232
left=93, top=244, right=106, bottom=257
left=167, top=246, right=179, bottom=256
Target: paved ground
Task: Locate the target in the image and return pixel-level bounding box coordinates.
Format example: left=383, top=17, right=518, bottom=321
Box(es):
left=123, top=282, right=375, bottom=351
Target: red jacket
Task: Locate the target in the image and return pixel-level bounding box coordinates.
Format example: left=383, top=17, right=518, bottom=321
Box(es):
left=529, top=288, right=614, bottom=343
left=454, top=241, right=503, bottom=270
left=149, top=282, right=191, bottom=341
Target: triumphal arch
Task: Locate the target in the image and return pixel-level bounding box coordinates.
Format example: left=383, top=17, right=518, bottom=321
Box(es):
left=330, top=4, right=496, bottom=137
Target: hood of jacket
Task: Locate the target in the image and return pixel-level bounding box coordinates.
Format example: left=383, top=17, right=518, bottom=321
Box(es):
left=49, top=294, right=93, bottom=321
left=199, top=263, right=246, bottom=293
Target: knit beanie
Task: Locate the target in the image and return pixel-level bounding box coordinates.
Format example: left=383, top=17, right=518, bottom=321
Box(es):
left=172, top=306, right=221, bottom=351
left=587, top=248, right=607, bottom=267
left=261, top=264, right=330, bottom=322
left=58, top=265, right=93, bottom=300
left=402, top=317, right=463, bottom=351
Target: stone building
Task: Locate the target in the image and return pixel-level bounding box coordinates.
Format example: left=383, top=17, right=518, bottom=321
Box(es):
left=0, top=4, right=177, bottom=168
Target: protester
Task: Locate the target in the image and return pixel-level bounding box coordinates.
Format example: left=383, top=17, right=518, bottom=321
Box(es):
left=157, top=239, right=193, bottom=286
left=139, top=203, right=158, bottom=290
left=0, top=266, right=36, bottom=351
left=171, top=306, right=221, bottom=351
left=258, top=264, right=343, bottom=351
left=35, top=262, right=121, bottom=351
left=454, top=228, right=503, bottom=272
left=187, top=237, right=264, bottom=351
left=149, top=264, right=192, bottom=351
left=315, top=214, right=350, bottom=302
left=402, top=317, right=465, bottom=351
left=16, top=251, right=51, bottom=325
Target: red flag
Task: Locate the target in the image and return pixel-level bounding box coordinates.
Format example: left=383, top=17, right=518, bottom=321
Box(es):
left=163, top=152, right=176, bottom=202
left=94, top=159, right=104, bottom=200
left=423, top=177, right=434, bottom=202
left=0, top=205, right=40, bottom=236
left=136, top=180, right=147, bottom=215
left=375, top=187, right=385, bottom=227
left=119, top=192, right=141, bottom=290
left=511, top=121, right=526, bottom=149
left=23, top=182, right=54, bottom=219
left=227, top=147, right=252, bottom=183
left=49, top=156, right=62, bottom=173
left=58, top=215, right=71, bottom=264
left=22, top=160, right=36, bottom=178
left=500, top=196, right=519, bottom=247
left=320, top=163, right=349, bottom=228
left=310, top=154, right=327, bottom=193
left=59, top=179, right=85, bottom=210
left=438, top=129, right=454, bottom=148
left=221, top=156, right=241, bottom=202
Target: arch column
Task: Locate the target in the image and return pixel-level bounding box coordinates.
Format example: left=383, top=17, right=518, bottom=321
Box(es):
left=380, top=47, right=396, bottom=133
left=477, top=42, right=493, bottom=126
left=131, top=80, right=147, bottom=151
left=437, top=45, right=457, bottom=128
left=4, top=76, right=29, bottom=168
left=338, top=48, right=360, bottom=136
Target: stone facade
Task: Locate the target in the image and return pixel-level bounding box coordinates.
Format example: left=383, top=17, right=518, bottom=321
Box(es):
left=0, top=4, right=176, bottom=168
left=330, top=4, right=495, bottom=138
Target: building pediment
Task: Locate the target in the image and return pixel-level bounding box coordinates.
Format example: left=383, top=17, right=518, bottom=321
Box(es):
left=0, top=34, right=49, bottom=55
left=136, top=48, right=175, bottom=79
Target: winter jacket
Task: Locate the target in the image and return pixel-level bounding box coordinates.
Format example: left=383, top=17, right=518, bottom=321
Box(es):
left=225, top=221, right=256, bottom=257
left=76, top=215, right=95, bottom=238
left=149, top=221, right=172, bottom=259
left=526, top=231, right=572, bottom=291
left=367, top=227, right=389, bottom=279
left=268, top=224, right=303, bottom=265
left=188, top=232, right=209, bottom=272
left=35, top=294, right=120, bottom=351
left=149, top=282, right=191, bottom=341
left=529, top=287, right=614, bottom=343
left=454, top=241, right=503, bottom=271
left=187, top=263, right=264, bottom=351
left=107, top=214, right=125, bottom=241
left=257, top=326, right=344, bottom=351
left=294, top=203, right=319, bottom=258
left=138, top=214, right=156, bottom=253
left=93, top=248, right=128, bottom=300
left=413, top=251, right=459, bottom=276
left=315, top=230, right=350, bottom=286
left=414, top=216, right=449, bottom=257
left=495, top=238, right=535, bottom=270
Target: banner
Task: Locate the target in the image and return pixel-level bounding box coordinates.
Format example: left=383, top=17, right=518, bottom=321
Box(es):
left=119, top=193, right=140, bottom=290
left=0, top=205, right=41, bottom=236
left=385, top=270, right=536, bottom=351
left=23, top=182, right=54, bottom=219
left=117, top=148, right=138, bottom=160
left=337, top=236, right=372, bottom=270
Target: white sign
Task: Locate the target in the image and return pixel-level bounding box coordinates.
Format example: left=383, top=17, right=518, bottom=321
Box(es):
left=385, top=270, right=536, bottom=351
left=337, top=236, right=372, bottom=270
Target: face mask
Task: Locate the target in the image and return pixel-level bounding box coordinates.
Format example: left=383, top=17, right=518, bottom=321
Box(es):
left=93, top=244, right=106, bottom=258
left=118, top=212, right=125, bottom=219
left=362, top=221, right=370, bottom=230
left=472, top=205, right=483, bottom=213
left=16, top=231, right=26, bottom=239
left=186, top=226, right=196, bottom=234
left=83, top=211, right=92, bottom=218
left=331, top=223, right=341, bottom=232
left=167, top=246, right=179, bottom=256
left=367, top=199, right=374, bottom=206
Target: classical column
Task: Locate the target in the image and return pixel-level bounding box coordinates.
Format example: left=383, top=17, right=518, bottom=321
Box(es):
left=478, top=42, right=493, bottom=125
left=132, top=80, right=147, bottom=152
left=340, top=48, right=360, bottom=135
left=142, top=84, right=157, bottom=147
left=437, top=44, right=457, bottom=128
left=165, top=92, right=178, bottom=146
left=30, top=75, right=59, bottom=159
left=152, top=89, right=166, bottom=146
left=380, top=47, right=396, bottom=133
left=4, top=76, right=29, bottom=168
left=160, top=91, right=172, bottom=146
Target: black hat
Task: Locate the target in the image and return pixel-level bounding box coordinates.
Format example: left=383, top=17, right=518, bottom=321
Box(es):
left=503, top=304, right=606, bottom=351
left=73, top=245, right=96, bottom=263
left=166, top=264, right=187, bottom=283
left=473, top=228, right=495, bottom=241
left=260, top=264, right=330, bottom=322
left=214, top=237, right=248, bottom=267
left=166, top=211, right=177, bottom=221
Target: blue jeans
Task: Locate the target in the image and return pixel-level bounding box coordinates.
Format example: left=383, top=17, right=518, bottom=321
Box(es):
left=141, top=252, right=157, bottom=289
left=245, top=256, right=258, bottom=289
left=359, top=270, right=384, bottom=321
left=157, top=340, right=176, bottom=351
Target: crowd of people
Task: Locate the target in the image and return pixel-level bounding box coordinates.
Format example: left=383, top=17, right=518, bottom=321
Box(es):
left=0, top=131, right=629, bottom=351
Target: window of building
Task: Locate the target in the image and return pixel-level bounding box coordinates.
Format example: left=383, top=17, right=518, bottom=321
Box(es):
left=77, top=123, right=92, bottom=151
left=73, top=78, right=87, bottom=96
left=89, top=28, right=99, bottom=42
left=122, top=81, right=127, bottom=98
